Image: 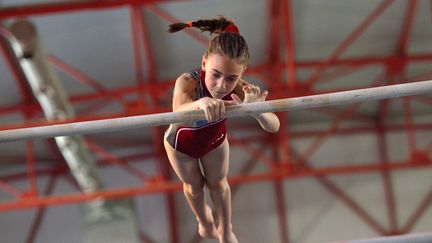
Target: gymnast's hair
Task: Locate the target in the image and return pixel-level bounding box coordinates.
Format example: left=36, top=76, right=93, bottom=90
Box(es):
left=168, top=16, right=250, bottom=65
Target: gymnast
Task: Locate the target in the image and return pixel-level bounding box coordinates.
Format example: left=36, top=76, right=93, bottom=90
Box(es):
left=164, top=17, right=280, bottom=243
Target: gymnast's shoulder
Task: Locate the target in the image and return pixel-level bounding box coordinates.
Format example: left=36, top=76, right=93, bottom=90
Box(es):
left=174, top=73, right=198, bottom=95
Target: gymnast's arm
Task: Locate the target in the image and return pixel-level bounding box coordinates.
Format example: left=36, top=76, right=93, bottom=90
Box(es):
left=232, top=79, right=280, bottom=133
left=172, top=73, right=227, bottom=122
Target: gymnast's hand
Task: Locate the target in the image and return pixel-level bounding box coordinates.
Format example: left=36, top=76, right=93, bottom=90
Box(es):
left=231, top=84, right=268, bottom=104
left=197, top=97, right=233, bottom=122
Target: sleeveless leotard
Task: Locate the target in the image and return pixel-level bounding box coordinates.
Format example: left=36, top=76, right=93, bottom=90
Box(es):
left=164, top=69, right=233, bottom=158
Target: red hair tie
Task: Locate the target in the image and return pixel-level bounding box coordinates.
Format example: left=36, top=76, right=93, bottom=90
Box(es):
left=186, top=22, right=193, bottom=28
left=223, top=23, right=240, bottom=34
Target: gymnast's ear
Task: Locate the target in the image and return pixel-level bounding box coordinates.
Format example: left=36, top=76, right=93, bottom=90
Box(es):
left=201, top=55, right=207, bottom=71
left=240, top=65, right=247, bottom=78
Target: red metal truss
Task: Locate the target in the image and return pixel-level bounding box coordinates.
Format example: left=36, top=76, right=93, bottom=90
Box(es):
left=0, top=1, right=432, bottom=243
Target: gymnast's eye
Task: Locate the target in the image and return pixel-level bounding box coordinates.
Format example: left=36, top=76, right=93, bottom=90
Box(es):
left=212, top=73, right=221, bottom=79
left=225, top=77, right=237, bottom=83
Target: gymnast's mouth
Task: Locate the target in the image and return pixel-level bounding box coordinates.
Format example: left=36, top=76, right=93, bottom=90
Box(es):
left=209, top=90, right=226, bottom=98
left=215, top=92, right=226, bottom=96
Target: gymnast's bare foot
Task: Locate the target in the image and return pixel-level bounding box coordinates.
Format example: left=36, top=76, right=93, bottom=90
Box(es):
left=218, top=223, right=238, bottom=243
left=197, top=206, right=217, bottom=238
left=219, top=231, right=239, bottom=243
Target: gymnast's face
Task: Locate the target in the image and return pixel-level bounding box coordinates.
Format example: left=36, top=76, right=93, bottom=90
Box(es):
left=201, top=53, right=246, bottom=99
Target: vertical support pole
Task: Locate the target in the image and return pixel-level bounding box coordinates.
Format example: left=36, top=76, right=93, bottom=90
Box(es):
left=133, top=5, right=178, bottom=242
left=129, top=5, right=146, bottom=106
left=152, top=126, right=179, bottom=243
left=26, top=140, right=38, bottom=197
left=377, top=67, right=398, bottom=234
left=377, top=117, right=398, bottom=234
left=402, top=97, right=417, bottom=155
left=397, top=0, right=418, bottom=54
left=25, top=175, right=57, bottom=243
left=270, top=1, right=290, bottom=241
left=137, top=7, right=156, bottom=82
left=281, top=0, right=297, bottom=90
left=430, top=0, right=432, bottom=22
left=268, top=0, right=283, bottom=90
left=273, top=114, right=290, bottom=243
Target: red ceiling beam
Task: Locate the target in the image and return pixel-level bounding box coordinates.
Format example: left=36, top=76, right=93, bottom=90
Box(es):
left=140, top=232, right=157, bottom=243
left=147, top=5, right=209, bottom=45
left=295, top=54, right=432, bottom=68
left=0, top=178, right=24, bottom=198
left=317, top=175, right=387, bottom=235
left=304, top=0, right=395, bottom=86
left=86, top=140, right=155, bottom=182
left=129, top=6, right=146, bottom=90
left=0, top=159, right=431, bottom=212
left=153, top=128, right=179, bottom=243
left=282, top=0, right=297, bottom=90
left=401, top=186, right=432, bottom=233
left=267, top=0, right=293, bottom=231
left=25, top=175, right=57, bottom=243
left=1, top=55, right=432, bottom=117
left=294, top=74, right=386, bottom=166
left=69, top=82, right=174, bottom=103
left=272, top=116, right=291, bottom=243
left=232, top=139, right=275, bottom=168
left=48, top=55, right=129, bottom=107
left=0, top=151, right=155, bottom=184
left=0, top=0, right=193, bottom=20
left=0, top=180, right=182, bottom=212
left=403, top=97, right=417, bottom=155
left=377, top=122, right=398, bottom=233
left=398, top=0, right=418, bottom=54
left=297, top=102, right=363, bottom=165
left=25, top=141, right=38, bottom=197
left=138, top=8, right=157, bottom=83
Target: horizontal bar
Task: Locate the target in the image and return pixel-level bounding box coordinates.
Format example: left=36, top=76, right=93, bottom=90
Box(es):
left=1, top=80, right=432, bottom=143
left=335, top=233, right=432, bottom=243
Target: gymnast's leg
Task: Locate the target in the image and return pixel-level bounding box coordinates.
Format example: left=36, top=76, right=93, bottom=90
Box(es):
left=163, top=140, right=217, bottom=238
left=200, top=138, right=238, bottom=243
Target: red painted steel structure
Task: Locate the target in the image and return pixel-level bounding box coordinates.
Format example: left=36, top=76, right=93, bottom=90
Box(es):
left=0, top=0, right=431, bottom=243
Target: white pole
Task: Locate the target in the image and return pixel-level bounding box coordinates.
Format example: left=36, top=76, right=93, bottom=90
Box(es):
left=1, top=80, right=432, bottom=142
left=333, top=233, right=432, bottom=243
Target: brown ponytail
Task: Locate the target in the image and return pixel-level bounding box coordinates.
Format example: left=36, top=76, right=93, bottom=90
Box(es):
left=168, top=17, right=250, bottom=64
left=168, top=17, right=233, bottom=34
left=168, top=22, right=191, bottom=33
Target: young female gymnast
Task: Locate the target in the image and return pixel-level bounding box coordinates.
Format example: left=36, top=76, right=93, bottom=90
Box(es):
left=164, top=17, right=280, bottom=243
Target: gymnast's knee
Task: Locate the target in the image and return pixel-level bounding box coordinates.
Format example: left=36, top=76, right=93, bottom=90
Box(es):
left=206, top=178, right=229, bottom=194
left=183, top=180, right=205, bottom=196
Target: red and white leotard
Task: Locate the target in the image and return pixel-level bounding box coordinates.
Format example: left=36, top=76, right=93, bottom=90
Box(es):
left=164, top=69, right=233, bottom=158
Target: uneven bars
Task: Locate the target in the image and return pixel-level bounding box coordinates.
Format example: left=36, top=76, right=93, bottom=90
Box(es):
left=333, top=233, right=432, bottom=243
left=1, top=80, right=432, bottom=143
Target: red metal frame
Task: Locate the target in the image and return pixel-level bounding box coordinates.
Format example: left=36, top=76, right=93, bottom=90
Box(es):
left=304, top=0, right=395, bottom=86
left=25, top=175, right=57, bottom=243
left=0, top=1, right=432, bottom=243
